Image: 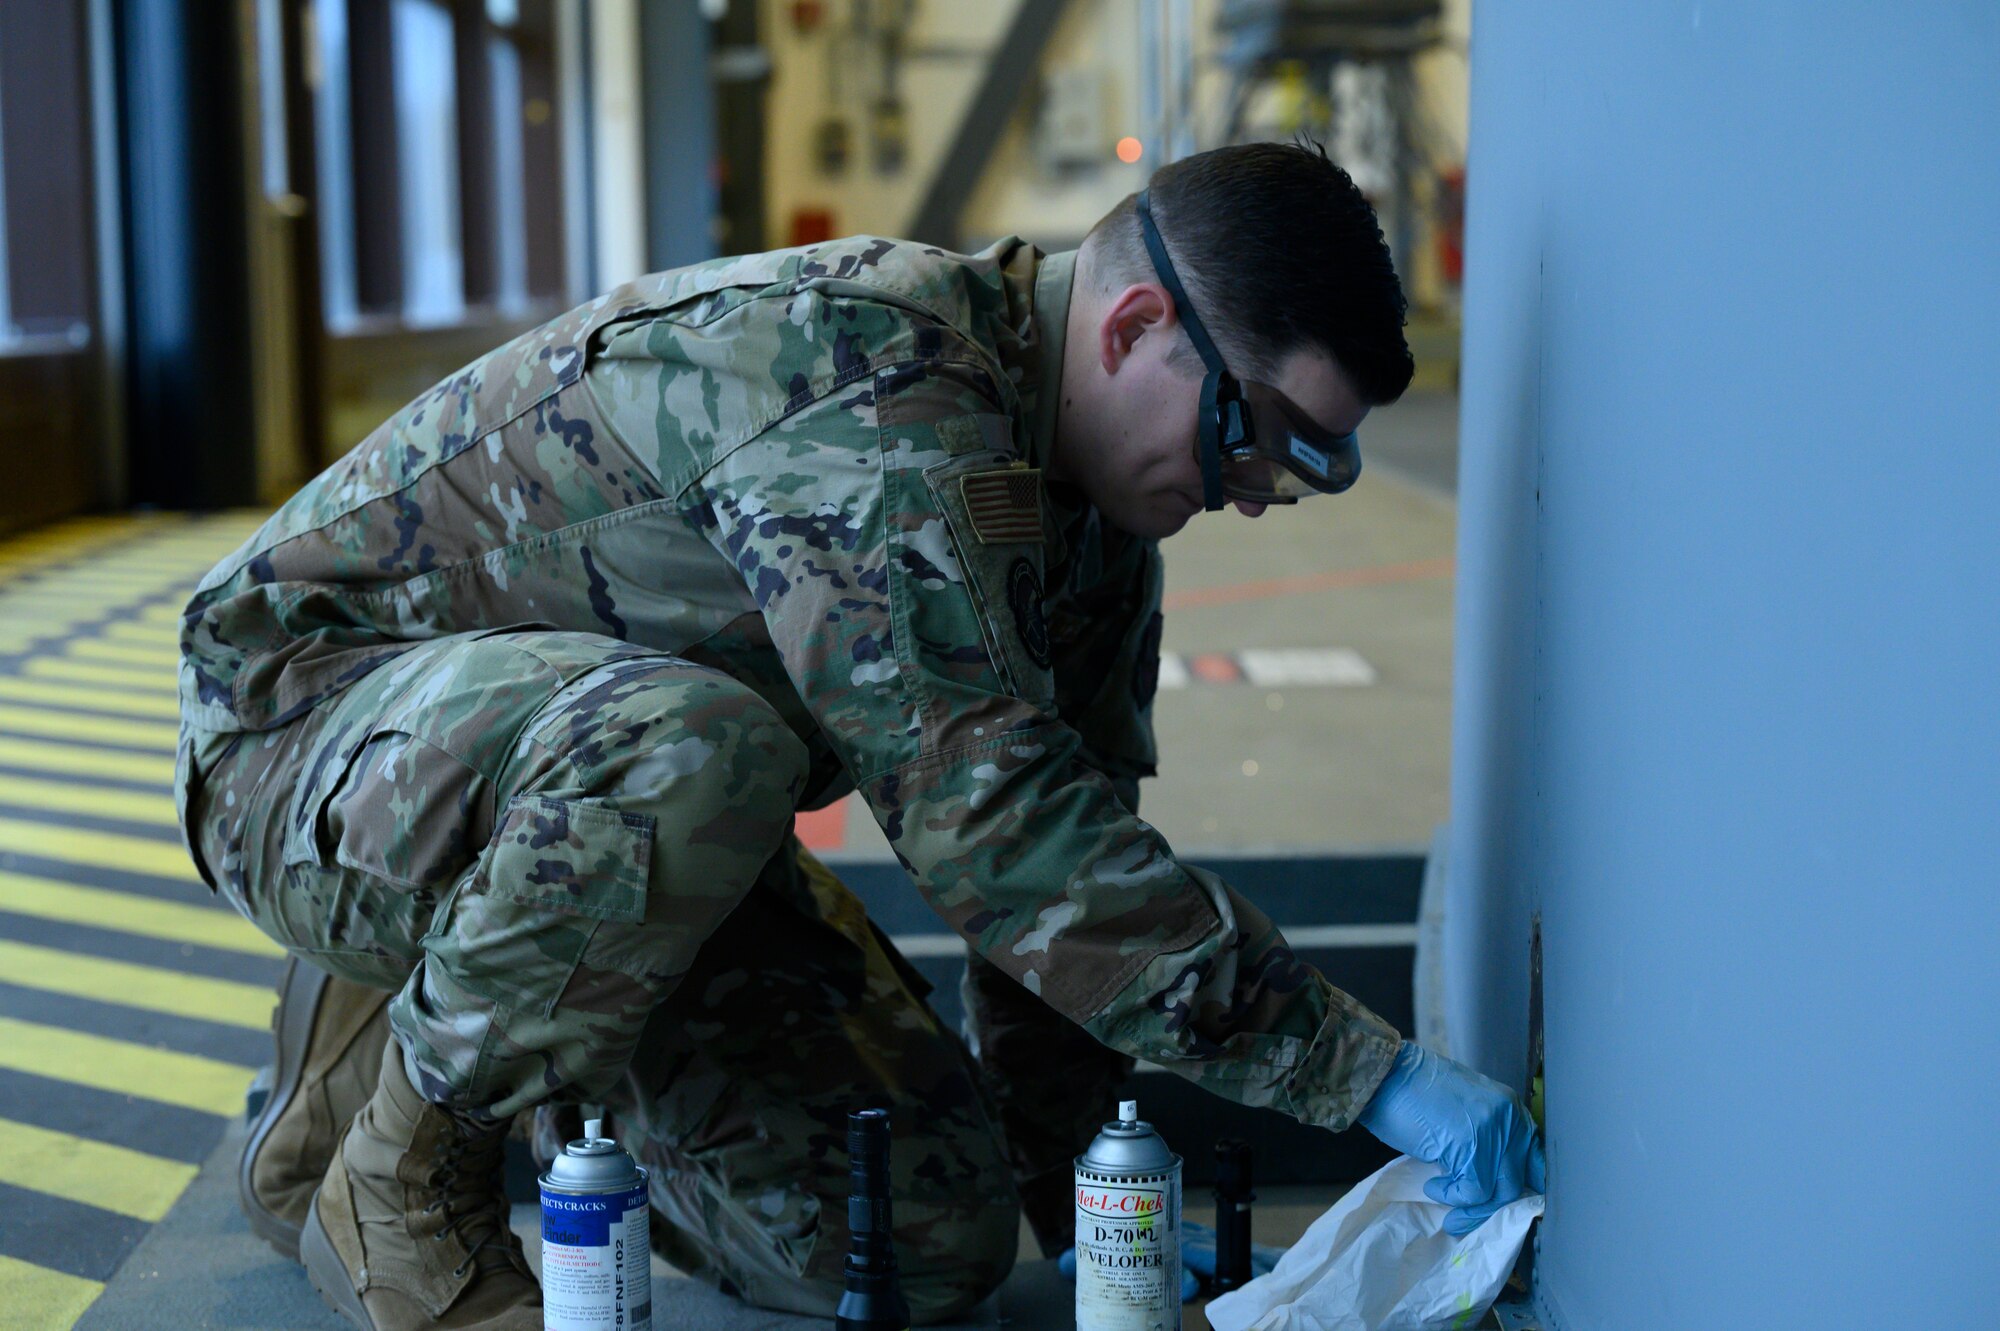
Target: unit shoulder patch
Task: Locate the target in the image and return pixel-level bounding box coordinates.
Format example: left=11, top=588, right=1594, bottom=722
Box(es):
left=960, top=468, right=1044, bottom=545
left=1007, top=557, right=1052, bottom=669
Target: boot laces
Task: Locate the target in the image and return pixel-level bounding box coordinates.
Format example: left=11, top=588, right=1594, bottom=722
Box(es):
left=421, top=1129, right=520, bottom=1280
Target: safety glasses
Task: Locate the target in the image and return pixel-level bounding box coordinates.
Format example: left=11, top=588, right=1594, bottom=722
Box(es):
left=1136, top=189, right=1363, bottom=509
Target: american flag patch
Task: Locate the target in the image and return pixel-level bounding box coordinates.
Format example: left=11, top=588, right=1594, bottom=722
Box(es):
left=960, top=468, right=1044, bottom=544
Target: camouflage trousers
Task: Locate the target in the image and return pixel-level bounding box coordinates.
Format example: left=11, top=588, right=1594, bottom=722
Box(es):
left=180, top=629, right=1016, bottom=1320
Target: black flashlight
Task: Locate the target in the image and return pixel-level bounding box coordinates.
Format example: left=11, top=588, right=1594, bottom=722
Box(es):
left=834, top=1108, right=911, bottom=1331
left=1212, top=1137, right=1256, bottom=1294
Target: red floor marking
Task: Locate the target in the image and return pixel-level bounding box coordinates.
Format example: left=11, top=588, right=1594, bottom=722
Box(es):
left=1161, top=556, right=1456, bottom=611
left=795, top=801, right=848, bottom=851
left=1187, top=653, right=1245, bottom=683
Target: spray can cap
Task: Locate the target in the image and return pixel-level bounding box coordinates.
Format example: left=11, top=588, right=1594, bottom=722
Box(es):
left=1078, top=1099, right=1177, bottom=1174
left=542, top=1115, right=643, bottom=1191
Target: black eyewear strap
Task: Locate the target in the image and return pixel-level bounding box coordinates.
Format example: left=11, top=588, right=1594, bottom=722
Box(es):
left=1137, top=188, right=1236, bottom=511
left=1135, top=187, right=1362, bottom=509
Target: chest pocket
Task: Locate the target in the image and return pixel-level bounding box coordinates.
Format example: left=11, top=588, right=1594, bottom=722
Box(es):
left=924, top=449, right=1057, bottom=712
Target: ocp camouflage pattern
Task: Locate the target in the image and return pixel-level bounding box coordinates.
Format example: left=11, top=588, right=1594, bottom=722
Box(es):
left=176, top=234, right=1401, bottom=1133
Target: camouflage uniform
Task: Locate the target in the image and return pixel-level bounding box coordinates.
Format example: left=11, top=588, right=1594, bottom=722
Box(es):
left=175, top=236, right=1401, bottom=1314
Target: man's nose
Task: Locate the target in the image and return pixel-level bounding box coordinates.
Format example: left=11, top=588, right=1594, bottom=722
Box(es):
left=1232, top=500, right=1268, bottom=518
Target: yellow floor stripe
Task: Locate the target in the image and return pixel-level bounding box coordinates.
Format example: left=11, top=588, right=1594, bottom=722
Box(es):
left=0, top=771, right=176, bottom=823
left=0, top=737, right=174, bottom=784
left=140, top=604, right=183, bottom=623
left=0, top=775, right=175, bottom=825
left=0, top=587, right=174, bottom=607
left=0, top=939, right=272, bottom=1032
left=0, top=1118, right=200, bottom=1224
left=0, top=816, right=198, bottom=881
left=0, top=526, right=142, bottom=562
left=0, top=585, right=158, bottom=605
left=0, top=635, right=79, bottom=654
left=101, top=622, right=182, bottom=645
left=0, top=871, right=283, bottom=958
left=61, top=543, right=221, bottom=556
left=21, top=559, right=196, bottom=576
left=0, top=629, right=89, bottom=649
left=0, top=610, right=147, bottom=635
left=0, top=516, right=133, bottom=542
left=21, top=586, right=192, bottom=605
left=0, top=607, right=114, bottom=627
left=0, top=618, right=149, bottom=641
left=21, top=659, right=177, bottom=693
left=0, top=1016, right=246, bottom=1115
left=4, top=569, right=179, bottom=589
left=0, top=677, right=180, bottom=719
left=0, top=631, right=106, bottom=651
left=0, top=1253, right=102, bottom=1331
left=65, top=640, right=180, bottom=670
left=0, top=595, right=131, bottom=612
left=26, top=564, right=204, bottom=580
left=0, top=705, right=177, bottom=750
left=7, top=559, right=196, bottom=579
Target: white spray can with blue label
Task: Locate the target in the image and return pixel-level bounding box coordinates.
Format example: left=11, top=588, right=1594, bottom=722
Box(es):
left=540, top=1118, right=651, bottom=1331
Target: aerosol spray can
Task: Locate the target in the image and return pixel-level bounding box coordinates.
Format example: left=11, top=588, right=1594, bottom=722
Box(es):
left=539, top=1117, right=651, bottom=1331
left=1074, top=1100, right=1182, bottom=1331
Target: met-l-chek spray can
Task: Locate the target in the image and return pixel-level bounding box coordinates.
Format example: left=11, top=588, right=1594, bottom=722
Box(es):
left=1074, top=1100, right=1181, bottom=1331
left=539, top=1118, right=651, bottom=1331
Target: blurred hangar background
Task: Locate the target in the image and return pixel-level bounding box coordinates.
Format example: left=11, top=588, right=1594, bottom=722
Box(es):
left=0, top=0, right=1472, bottom=857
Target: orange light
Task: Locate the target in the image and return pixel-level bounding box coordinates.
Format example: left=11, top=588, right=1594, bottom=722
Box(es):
left=1116, top=137, right=1143, bottom=164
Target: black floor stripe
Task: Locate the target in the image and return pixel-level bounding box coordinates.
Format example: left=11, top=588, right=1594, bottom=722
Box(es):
left=0, top=1180, right=151, bottom=1282
left=0, top=804, right=179, bottom=841
left=0, top=1067, right=226, bottom=1165
left=0, top=912, right=285, bottom=989
left=0, top=981, right=269, bottom=1069
left=0, top=854, right=221, bottom=905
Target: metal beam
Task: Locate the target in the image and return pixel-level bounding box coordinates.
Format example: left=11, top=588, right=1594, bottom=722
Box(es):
left=906, top=0, right=1068, bottom=252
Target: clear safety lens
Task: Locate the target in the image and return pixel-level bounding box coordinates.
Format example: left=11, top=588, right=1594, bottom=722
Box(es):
left=1227, top=380, right=1363, bottom=500
left=1217, top=451, right=1321, bottom=503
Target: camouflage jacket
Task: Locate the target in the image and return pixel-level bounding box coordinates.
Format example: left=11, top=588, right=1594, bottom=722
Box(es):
left=177, top=236, right=1400, bottom=1130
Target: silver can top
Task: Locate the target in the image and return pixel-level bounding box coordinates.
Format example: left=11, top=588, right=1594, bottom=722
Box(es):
left=542, top=1117, right=644, bottom=1192
left=1077, top=1100, right=1178, bottom=1175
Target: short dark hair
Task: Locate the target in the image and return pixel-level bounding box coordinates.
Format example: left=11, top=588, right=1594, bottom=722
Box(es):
left=1082, top=137, right=1414, bottom=406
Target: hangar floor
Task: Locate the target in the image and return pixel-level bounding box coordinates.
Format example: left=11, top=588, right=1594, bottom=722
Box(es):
left=0, top=390, right=1460, bottom=1328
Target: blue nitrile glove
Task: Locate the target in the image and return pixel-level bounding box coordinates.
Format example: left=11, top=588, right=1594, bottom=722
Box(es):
left=1057, top=1244, right=1204, bottom=1304
left=1180, top=1220, right=1284, bottom=1284
left=1357, top=1040, right=1546, bottom=1237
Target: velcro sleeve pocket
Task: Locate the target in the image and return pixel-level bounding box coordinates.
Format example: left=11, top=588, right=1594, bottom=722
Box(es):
left=474, top=794, right=653, bottom=924
left=923, top=451, right=1057, bottom=712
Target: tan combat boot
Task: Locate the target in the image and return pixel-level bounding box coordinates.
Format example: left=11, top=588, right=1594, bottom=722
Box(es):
left=242, top=958, right=393, bottom=1260
left=301, top=1039, right=541, bottom=1330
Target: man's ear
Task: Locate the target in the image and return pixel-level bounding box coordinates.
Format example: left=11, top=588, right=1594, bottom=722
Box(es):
left=1098, top=282, right=1176, bottom=375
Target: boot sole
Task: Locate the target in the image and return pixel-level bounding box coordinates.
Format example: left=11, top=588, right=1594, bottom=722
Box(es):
left=300, top=1190, right=377, bottom=1329
left=239, top=956, right=330, bottom=1261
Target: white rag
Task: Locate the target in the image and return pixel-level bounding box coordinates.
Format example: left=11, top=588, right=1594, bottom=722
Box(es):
left=1204, top=1156, right=1543, bottom=1331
